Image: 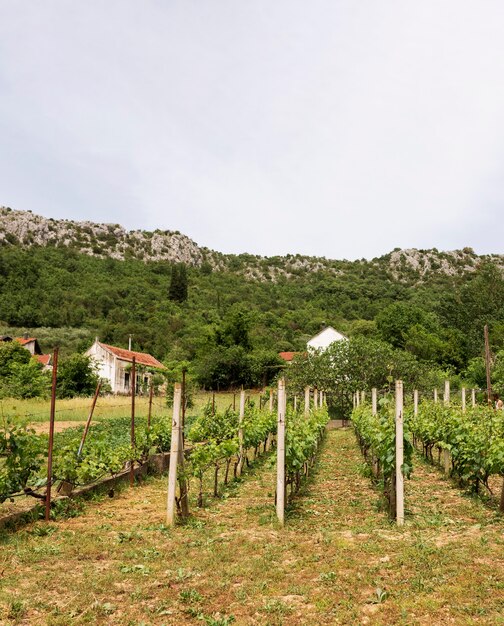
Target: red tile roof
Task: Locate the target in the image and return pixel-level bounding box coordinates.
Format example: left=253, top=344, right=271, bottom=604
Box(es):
left=99, top=342, right=165, bottom=369
left=35, top=354, right=52, bottom=366
left=16, top=337, right=37, bottom=345
left=279, top=351, right=297, bottom=362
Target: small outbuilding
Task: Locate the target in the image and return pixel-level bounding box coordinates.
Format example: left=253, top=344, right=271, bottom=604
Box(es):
left=85, top=340, right=165, bottom=394
left=307, top=326, right=348, bottom=351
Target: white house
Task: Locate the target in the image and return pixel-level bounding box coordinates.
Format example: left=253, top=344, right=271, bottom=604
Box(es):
left=85, top=340, right=165, bottom=394
left=307, top=326, right=348, bottom=351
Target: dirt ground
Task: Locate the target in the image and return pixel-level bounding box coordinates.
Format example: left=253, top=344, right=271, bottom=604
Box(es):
left=0, top=429, right=503, bottom=625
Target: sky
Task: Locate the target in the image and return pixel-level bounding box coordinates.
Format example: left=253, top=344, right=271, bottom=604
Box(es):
left=1, top=1, right=504, bottom=260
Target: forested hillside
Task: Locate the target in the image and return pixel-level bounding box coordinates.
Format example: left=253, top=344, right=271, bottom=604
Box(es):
left=1, top=207, right=503, bottom=388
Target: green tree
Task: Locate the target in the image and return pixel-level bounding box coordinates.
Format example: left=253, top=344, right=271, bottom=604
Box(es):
left=168, top=263, right=188, bottom=302
left=57, top=354, right=100, bottom=398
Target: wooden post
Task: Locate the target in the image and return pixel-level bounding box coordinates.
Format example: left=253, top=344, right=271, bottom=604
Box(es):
left=395, top=380, right=404, bottom=526
left=413, top=389, right=418, bottom=416
left=461, top=387, right=466, bottom=413
left=314, top=388, right=318, bottom=409
left=434, top=388, right=438, bottom=403
left=471, top=388, right=476, bottom=407
left=276, top=378, right=286, bottom=526
left=484, top=324, right=492, bottom=406
left=166, top=383, right=182, bottom=526
left=78, top=380, right=101, bottom=457
left=45, top=347, right=59, bottom=522
left=237, top=389, right=245, bottom=476
left=293, top=395, right=297, bottom=411
left=212, top=392, right=215, bottom=415
left=356, top=391, right=360, bottom=408
left=130, top=357, right=136, bottom=487
left=371, top=388, right=377, bottom=416
left=443, top=380, right=450, bottom=406
left=269, top=389, right=274, bottom=412
left=304, top=386, right=310, bottom=416
left=360, top=390, right=365, bottom=405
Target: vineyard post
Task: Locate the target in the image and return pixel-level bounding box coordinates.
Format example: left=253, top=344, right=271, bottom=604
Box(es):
left=443, top=380, right=450, bottom=406
left=178, top=369, right=189, bottom=518
left=77, top=380, right=101, bottom=458
left=293, top=395, right=297, bottom=411
left=233, top=393, right=236, bottom=411
left=461, top=387, right=466, bottom=413
left=269, top=389, right=274, bottom=412
left=166, top=383, right=182, bottom=526
left=304, top=386, right=310, bottom=416
left=413, top=389, right=418, bottom=417
left=360, top=390, right=365, bottom=405
left=130, top=357, right=136, bottom=488
left=471, top=388, right=476, bottom=407
left=148, top=382, right=154, bottom=431
left=371, top=388, right=377, bottom=416
left=276, top=377, right=286, bottom=526
left=434, top=388, right=438, bottom=403
left=45, top=347, right=59, bottom=522
left=212, top=392, right=215, bottom=415
left=320, top=392, right=324, bottom=408
left=237, top=389, right=245, bottom=476
left=356, top=392, right=360, bottom=407
left=484, top=324, right=492, bottom=406
left=314, top=388, right=318, bottom=409
left=395, top=379, right=405, bottom=526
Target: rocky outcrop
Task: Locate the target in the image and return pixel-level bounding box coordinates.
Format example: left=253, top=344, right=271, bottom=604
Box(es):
left=1, top=206, right=502, bottom=282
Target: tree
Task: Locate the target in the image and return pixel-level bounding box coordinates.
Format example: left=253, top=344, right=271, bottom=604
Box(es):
left=57, top=354, right=100, bottom=398
left=168, top=263, right=188, bottom=302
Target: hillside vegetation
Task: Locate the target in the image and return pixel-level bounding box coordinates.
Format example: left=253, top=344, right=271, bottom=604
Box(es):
left=1, top=207, right=503, bottom=388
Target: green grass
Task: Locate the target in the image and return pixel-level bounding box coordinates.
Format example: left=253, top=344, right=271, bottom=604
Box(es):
left=0, top=391, right=264, bottom=425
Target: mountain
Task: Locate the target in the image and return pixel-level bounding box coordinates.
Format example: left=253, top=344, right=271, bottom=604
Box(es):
left=1, top=205, right=503, bottom=380
left=1, top=206, right=503, bottom=283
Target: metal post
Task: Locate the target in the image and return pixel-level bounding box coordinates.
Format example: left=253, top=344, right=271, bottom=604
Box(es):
left=45, top=347, right=59, bottom=522
left=148, top=382, right=154, bottom=431
left=276, top=378, right=286, bottom=526
left=484, top=325, right=492, bottom=406
left=78, top=380, right=101, bottom=457
left=130, top=357, right=136, bottom=487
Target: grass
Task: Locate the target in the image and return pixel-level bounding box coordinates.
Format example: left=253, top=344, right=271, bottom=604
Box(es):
left=0, top=391, right=264, bottom=425
left=0, top=429, right=503, bottom=624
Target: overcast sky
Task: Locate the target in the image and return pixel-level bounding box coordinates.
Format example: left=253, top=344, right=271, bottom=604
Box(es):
left=1, top=1, right=504, bottom=260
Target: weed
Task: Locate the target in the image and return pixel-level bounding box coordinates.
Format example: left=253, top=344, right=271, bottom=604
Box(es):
left=8, top=600, right=25, bottom=620
left=179, top=588, right=203, bottom=604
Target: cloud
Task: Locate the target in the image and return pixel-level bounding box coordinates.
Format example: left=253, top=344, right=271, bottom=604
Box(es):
left=1, top=1, right=503, bottom=259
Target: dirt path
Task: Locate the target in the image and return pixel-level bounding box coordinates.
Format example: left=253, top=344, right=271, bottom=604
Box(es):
left=0, top=429, right=503, bottom=625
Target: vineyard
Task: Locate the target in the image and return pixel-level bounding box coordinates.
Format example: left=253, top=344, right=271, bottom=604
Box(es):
left=1, top=382, right=504, bottom=624
left=352, top=385, right=504, bottom=520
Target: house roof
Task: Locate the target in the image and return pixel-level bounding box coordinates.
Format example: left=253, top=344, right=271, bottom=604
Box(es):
left=35, top=354, right=52, bottom=366
left=15, top=337, right=43, bottom=354
left=98, top=342, right=165, bottom=369
left=307, top=327, right=348, bottom=351
left=279, top=351, right=297, bottom=362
